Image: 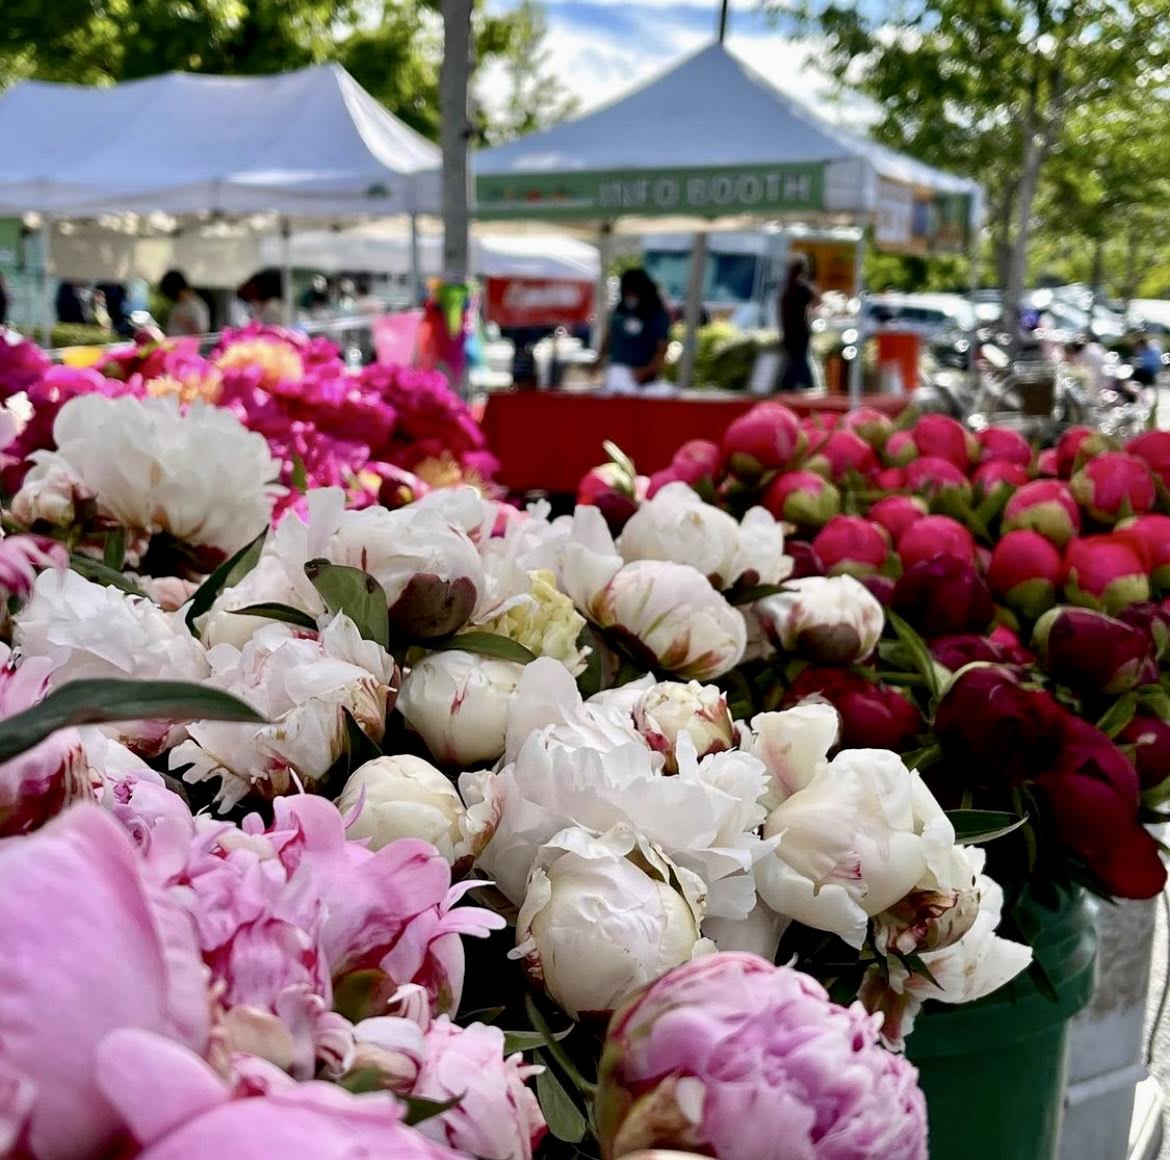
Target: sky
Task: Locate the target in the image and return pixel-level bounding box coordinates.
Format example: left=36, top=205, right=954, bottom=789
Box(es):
left=476, top=0, right=875, bottom=130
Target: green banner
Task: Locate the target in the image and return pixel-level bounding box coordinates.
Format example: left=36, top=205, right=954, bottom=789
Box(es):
left=476, top=163, right=826, bottom=221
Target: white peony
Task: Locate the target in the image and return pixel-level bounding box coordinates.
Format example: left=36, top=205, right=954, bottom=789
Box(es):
left=634, top=680, right=734, bottom=774
left=469, top=569, right=588, bottom=674
left=618, top=483, right=790, bottom=590
left=739, top=702, right=841, bottom=810
left=397, top=649, right=525, bottom=766
left=18, top=395, right=280, bottom=555
left=172, top=614, right=397, bottom=810
left=756, top=748, right=956, bottom=949
left=511, top=825, right=712, bottom=1018
left=335, top=754, right=468, bottom=864
left=10, top=458, right=89, bottom=527
left=756, top=575, right=884, bottom=664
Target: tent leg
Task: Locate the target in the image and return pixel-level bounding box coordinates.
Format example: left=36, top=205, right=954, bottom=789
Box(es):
left=409, top=213, right=421, bottom=307
left=280, top=217, right=293, bottom=327
left=849, top=233, right=865, bottom=407
left=593, top=222, right=612, bottom=353
left=678, top=231, right=708, bottom=390
left=41, top=219, right=53, bottom=348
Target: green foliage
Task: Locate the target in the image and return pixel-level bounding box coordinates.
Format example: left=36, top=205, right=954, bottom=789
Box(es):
left=665, top=321, right=778, bottom=391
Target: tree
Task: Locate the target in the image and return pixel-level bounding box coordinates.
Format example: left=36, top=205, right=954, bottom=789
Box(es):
left=482, top=0, right=579, bottom=145
left=785, top=0, right=1170, bottom=340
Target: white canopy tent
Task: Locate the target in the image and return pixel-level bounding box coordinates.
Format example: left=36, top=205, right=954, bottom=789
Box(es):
left=475, top=42, right=982, bottom=394
left=0, top=65, right=442, bottom=335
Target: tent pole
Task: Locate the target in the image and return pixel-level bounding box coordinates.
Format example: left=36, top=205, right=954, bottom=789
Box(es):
left=279, top=216, right=293, bottom=327
left=678, top=230, right=708, bottom=390
left=593, top=221, right=612, bottom=353
left=848, top=232, right=865, bottom=407
left=717, top=0, right=730, bottom=43
left=409, top=212, right=422, bottom=307
left=40, top=218, right=53, bottom=349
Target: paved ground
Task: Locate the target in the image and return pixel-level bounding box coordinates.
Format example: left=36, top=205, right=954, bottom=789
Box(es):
left=1143, top=891, right=1170, bottom=1157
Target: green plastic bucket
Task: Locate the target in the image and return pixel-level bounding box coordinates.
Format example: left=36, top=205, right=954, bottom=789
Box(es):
left=906, top=888, right=1097, bottom=1160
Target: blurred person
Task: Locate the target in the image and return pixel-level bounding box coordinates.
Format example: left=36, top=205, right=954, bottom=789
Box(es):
left=250, top=267, right=287, bottom=325
left=97, top=282, right=130, bottom=336
left=159, top=269, right=210, bottom=336
left=300, top=274, right=330, bottom=317
left=1132, top=332, right=1163, bottom=387
left=778, top=254, right=821, bottom=390
left=1066, top=332, right=1109, bottom=394
left=596, top=267, right=671, bottom=392
left=55, top=281, right=85, bottom=325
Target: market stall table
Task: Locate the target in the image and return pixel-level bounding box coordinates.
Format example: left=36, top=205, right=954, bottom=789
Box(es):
left=480, top=388, right=907, bottom=494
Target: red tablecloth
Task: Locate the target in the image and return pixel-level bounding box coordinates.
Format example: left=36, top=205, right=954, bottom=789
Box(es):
left=481, top=390, right=907, bottom=494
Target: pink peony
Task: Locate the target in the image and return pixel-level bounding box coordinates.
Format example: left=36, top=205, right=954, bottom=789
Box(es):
left=1119, top=513, right=1170, bottom=592
left=840, top=407, right=894, bottom=447
left=1032, top=606, right=1157, bottom=695
left=1055, top=426, right=1095, bottom=478
left=596, top=953, right=927, bottom=1160
left=896, top=515, right=977, bottom=568
left=816, top=429, right=880, bottom=481
left=893, top=555, right=995, bottom=636
left=973, top=460, right=1030, bottom=492
left=671, top=439, right=721, bottom=486
left=874, top=466, right=906, bottom=490
left=884, top=429, right=918, bottom=467
left=903, top=455, right=971, bottom=500
left=1070, top=452, right=1156, bottom=524
left=978, top=427, right=1032, bottom=467
left=762, top=470, right=840, bottom=528
left=1127, top=430, right=1170, bottom=487
left=1118, top=713, right=1170, bottom=791
left=721, top=403, right=803, bottom=479
left=1064, top=534, right=1151, bottom=614
left=869, top=495, right=928, bottom=544
left=911, top=414, right=974, bottom=470
left=1002, top=480, right=1081, bottom=548
left=0, top=331, right=51, bottom=400
left=811, top=515, right=889, bottom=578
left=1037, top=448, right=1060, bottom=477
left=986, top=530, right=1063, bottom=619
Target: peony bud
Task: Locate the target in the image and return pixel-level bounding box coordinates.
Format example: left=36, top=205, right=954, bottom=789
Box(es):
left=671, top=439, right=721, bottom=486
left=885, top=430, right=918, bottom=466
left=762, top=471, right=840, bottom=528
left=1118, top=713, right=1170, bottom=791
left=1070, top=452, right=1156, bottom=525
left=757, top=575, right=884, bottom=664
left=911, top=414, right=975, bottom=470
left=1119, top=513, right=1170, bottom=592
left=1116, top=600, right=1170, bottom=658
left=336, top=755, right=468, bottom=863
left=721, top=403, right=803, bottom=479
left=986, top=530, right=1063, bottom=619
left=595, top=954, right=928, bottom=1160
left=785, top=666, right=923, bottom=752
left=842, top=406, right=895, bottom=447
left=1037, top=448, right=1059, bottom=477
left=633, top=681, right=734, bottom=774
left=861, top=573, right=896, bottom=606
left=1064, top=534, right=1151, bottom=614
left=979, top=427, right=1032, bottom=466
left=397, top=650, right=524, bottom=765
left=870, top=495, right=929, bottom=544
left=811, top=515, right=889, bottom=578
left=786, top=540, right=825, bottom=579
left=819, top=429, right=880, bottom=481
left=929, top=632, right=1031, bottom=671
left=1127, top=430, right=1170, bottom=487
left=893, top=555, right=995, bottom=636
left=1002, top=480, right=1081, bottom=548
left=1032, top=606, right=1157, bottom=694
left=934, top=664, right=1070, bottom=786
left=897, top=515, right=977, bottom=569
left=875, top=466, right=906, bottom=491
left=645, top=467, right=683, bottom=499
left=903, top=456, right=972, bottom=501
left=1056, top=426, right=1095, bottom=478
left=579, top=464, right=641, bottom=534
left=973, top=460, right=1030, bottom=493
left=512, top=826, right=707, bottom=1019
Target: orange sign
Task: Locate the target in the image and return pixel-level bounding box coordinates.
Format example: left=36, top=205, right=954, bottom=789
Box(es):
left=789, top=241, right=858, bottom=297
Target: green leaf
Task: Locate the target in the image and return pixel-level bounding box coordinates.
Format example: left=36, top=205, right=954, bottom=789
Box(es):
left=729, top=582, right=790, bottom=606
left=69, top=553, right=145, bottom=596
left=1096, top=691, right=1138, bottom=739
left=403, top=1095, right=462, bottom=1127
left=574, top=624, right=605, bottom=699
left=185, top=528, right=267, bottom=638
left=439, top=631, right=537, bottom=664
left=233, top=603, right=319, bottom=630
left=336, top=1067, right=386, bottom=1095
left=535, top=1063, right=586, bottom=1144
left=900, top=952, right=943, bottom=990
left=290, top=452, right=308, bottom=494
left=903, top=744, right=941, bottom=772
left=102, top=526, right=126, bottom=572
left=602, top=439, right=637, bottom=483
left=501, top=1026, right=573, bottom=1055
left=305, top=559, right=390, bottom=650
left=0, top=680, right=263, bottom=763
left=524, top=995, right=596, bottom=1096
left=885, top=609, right=941, bottom=699
left=946, top=809, right=1028, bottom=844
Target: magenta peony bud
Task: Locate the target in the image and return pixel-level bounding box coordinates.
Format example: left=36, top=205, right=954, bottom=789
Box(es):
left=1001, top=480, right=1081, bottom=548
left=1127, top=430, right=1170, bottom=487
left=897, top=515, right=977, bottom=569
left=841, top=406, right=895, bottom=447
left=1070, top=452, right=1156, bottom=525
left=721, top=403, right=803, bottom=479
left=1064, top=534, right=1151, bottom=614
left=973, top=460, right=1030, bottom=493
left=1116, top=600, right=1170, bottom=658
left=671, top=438, right=721, bottom=484
left=903, top=456, right=972, bottom=500
left=645, top=467, right=682, bottom=499
left=860, top=573, right=896, bottom=605
left=990, top=623, right=1033, bottom=662
left=893, top=555, right=995, bottom=635
left=885, top=429, right=918, bottom=467
left=800, top=420, right=829, bottom=457
left=911, top=414, right=975, bottom=470
left=762, top=470, right=841, bottom=528
left=929, top=632, right=1032, bottom=671
left=1119, top=513, right=1170, bottom=592
left=818, top=429, right=880, bottom=481
left=987, top=530, right=1063, bottom=619
left=870, top=495, right=928, bottom=544
left=1056, top=426, right=1095, bottom=478
left=1118, top=713, right=1170, bottom=791
left=812, top=515, right=890, bottom=578
left=1037, top=448, right=1059, bottom=477
left=1033, top=606, right=1158, bottom=694
left=785, top=666, right=923, bottom=751
left=1035, top=719, right=1165, bottom=899
left=786, top=539, right=826, bottom=579
left=979, top=427, right=1033, bottom=467
left=874, top=466, right=906, bottom=491
left=596, top=953, right=928, bottom=1160
left=579, top=465, right=640, bottom=534
left=934, top=665, right=1070, bottom=786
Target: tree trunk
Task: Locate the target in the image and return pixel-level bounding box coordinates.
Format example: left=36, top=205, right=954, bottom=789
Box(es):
left=440, top=0, right=473, bottom=283
left=1088, top=233, right=1106, bottom=329
left=1005, top=127, right=1044, bottom=354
